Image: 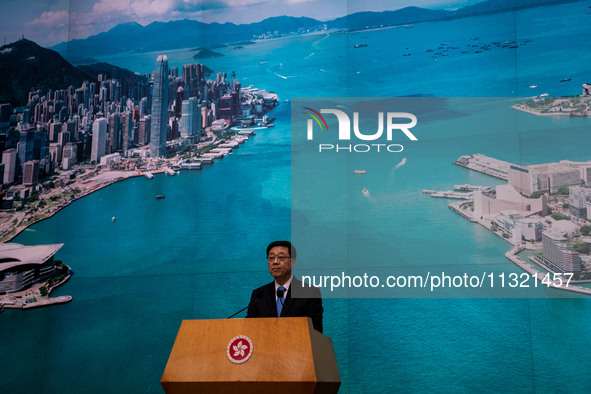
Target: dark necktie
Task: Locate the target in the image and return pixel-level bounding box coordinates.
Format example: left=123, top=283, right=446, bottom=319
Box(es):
left=276, top=286, right=286, bottom=317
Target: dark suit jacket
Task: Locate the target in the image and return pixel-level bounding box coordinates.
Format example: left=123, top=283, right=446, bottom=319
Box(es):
left=246, top=277, right=323, bottom=333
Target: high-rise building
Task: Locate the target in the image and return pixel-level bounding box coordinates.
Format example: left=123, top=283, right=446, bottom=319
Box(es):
left=581, top=166, right=591, bottom=186
left=0, top=103, right=11, bottom=132
left=57, top=130, right=70, bottom=148
left=49, top=122, right=62, bottom=142
left=49, top=143, right=62, bottom=168
left=2, top=148, right=17, bottom=185
left=62, top=120, right=77, bottom=140
left=542, top=229, right=582, bottom=274
left=138, top=116, right=151, bottom=146
left=175, top=87, right=184, bottom=118
left=569, top=186, right=589, bottom=218
left=23, top=160, right=39, bottom=186
left=150, top=55, right=169, bottom=157
left=17, top=127, right=36, bottom=174
left=120, top=111, right=133, bottom=154
left=180, top=97, right=200, bottom=138
left=62, top=142, right=78, bottom=166
left=91, top=118, right=107, bottom=163
left=108, top=112, right=120, bottom=153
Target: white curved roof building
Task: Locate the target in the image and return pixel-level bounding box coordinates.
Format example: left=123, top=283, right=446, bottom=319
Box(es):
left=0, top=243, right=63, bottom=294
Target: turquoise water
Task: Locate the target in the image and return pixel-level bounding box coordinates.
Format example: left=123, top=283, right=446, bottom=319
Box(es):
left=2, top=1, right=591, bottom=392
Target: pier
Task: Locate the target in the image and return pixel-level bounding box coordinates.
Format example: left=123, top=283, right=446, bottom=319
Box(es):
left=431, top=190, right=474, bottom=199
left=453, top=184, right=492, bottom=193
left=453, top=153, right=512, bottom=180
left=505, top=248, right=591, bottom=296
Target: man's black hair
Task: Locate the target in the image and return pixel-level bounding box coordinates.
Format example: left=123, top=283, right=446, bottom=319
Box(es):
left=266, top=241, right=296, bottom=259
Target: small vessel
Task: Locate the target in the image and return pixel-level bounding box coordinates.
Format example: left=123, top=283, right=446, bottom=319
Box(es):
left=165, top=168, right=176, bottom=176
left=353, top=44, right=368, bottom=48
left=354, top=170, right=367, bottom=174
left=362, top=188, right=370, bottom=197
left=560, top=78, right=571, bottom=82
left=112, top=217, right=116, bottom=223
left=395, top=157, right=407, bottom=169
left=156, top=194, right=165, bottom=200
left=529, top=85, right=538, bottom=88
left=422, top=190, right=436, bottom=194
left=144, top=172, right=154, bottom=179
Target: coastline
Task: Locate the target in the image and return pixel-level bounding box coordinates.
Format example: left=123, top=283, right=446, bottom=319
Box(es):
left=0, top=123, right=265, bottom=243
left=447, top=201, right=591, bottom=296
left=1, top=170, right=145, bottom=243
left=0, top=264, right=73, bottom=310
left=511, top=103, right=572, bottom=116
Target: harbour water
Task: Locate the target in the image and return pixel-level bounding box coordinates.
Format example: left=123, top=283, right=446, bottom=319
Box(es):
left=2, top=1, right=591, bottom=392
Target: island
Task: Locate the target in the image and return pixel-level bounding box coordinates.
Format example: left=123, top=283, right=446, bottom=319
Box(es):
left=192, top=48, right=224, bottom=59
left=512, top=83, right=591, bottom=117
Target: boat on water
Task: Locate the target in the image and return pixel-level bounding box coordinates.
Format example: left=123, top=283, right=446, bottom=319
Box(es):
left=165, top=168, right=175, bottom=176
left=362, top=188, right=370, bottom=197
left=156, top=194, right=165, bottom=200
left=354, top=44, right=368, bottom=48
left=529, top=85, right=538, bottom=88
left=112, top=217, right=116, bottom=223
left=422, top=190, right=436, bottom=194
left=560, top=78, right=571, bottom=82
left=354, top=170, right=367, bottom=174
left=144, top=172, right=154, bottom=179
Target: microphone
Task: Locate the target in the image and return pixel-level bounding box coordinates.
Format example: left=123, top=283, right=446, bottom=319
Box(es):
left=227, top=290, right=263, bottom=319
left=277, top=288, right=284, bottom=306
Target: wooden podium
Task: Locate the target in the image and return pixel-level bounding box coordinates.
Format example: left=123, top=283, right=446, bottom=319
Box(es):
left=161, top=317, right=340, bottom=393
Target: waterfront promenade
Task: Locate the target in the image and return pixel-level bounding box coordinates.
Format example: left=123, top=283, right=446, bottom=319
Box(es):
left=0, top=266, right=73, bottom=309
left=447, top=201, right=591, bottom=296
left=0, top=126, right=261, bottom=243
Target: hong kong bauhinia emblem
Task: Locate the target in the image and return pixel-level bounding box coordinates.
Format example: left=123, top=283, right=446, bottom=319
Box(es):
left=227, top=335, right=253, bottom=364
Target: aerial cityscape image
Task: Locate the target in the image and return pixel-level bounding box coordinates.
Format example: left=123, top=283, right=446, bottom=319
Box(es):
left=1, top=0, right=591, bottom=392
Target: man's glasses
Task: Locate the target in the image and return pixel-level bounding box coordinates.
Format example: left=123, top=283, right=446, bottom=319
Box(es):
left=267, top=256, right=290, bottom=263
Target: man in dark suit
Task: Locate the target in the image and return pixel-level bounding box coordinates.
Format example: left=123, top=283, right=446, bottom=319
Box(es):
left=246, top=241, right=323, bottom=333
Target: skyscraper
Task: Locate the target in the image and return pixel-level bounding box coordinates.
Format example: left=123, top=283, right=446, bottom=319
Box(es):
left=22, top=160, right=39, bottom=186
left=91, top=118, right=107, bottom=163
left=108, top=112, right=120, bottom=153
left=150, top=55, right=169, bottom=158
left=180, top=97, right=200, bottom=138
left=2, top=148, right=17, bottom=185
left=120, top=111, right=133, bottom=154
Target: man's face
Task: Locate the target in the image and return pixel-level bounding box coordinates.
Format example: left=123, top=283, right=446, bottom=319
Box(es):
left=267, top=246, right=293, bottom=284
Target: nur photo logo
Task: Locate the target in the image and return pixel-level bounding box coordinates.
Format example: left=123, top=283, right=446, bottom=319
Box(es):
left=303, top=105, right=418, bottom=153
